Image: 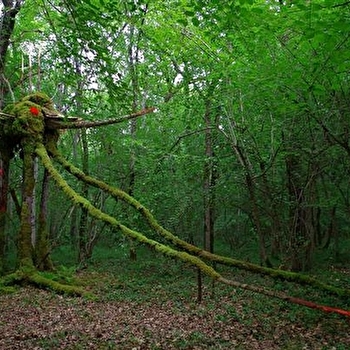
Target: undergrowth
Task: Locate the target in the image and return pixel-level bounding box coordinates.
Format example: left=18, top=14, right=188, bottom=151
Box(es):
left=1, top=241, right=349, bottom=349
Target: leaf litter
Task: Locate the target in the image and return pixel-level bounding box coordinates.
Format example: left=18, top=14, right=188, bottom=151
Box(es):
left=0, top=285, right=349, bottom=349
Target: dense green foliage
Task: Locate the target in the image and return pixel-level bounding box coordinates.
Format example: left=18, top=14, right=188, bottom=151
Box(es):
left=0, top=0, right=349, bottom=275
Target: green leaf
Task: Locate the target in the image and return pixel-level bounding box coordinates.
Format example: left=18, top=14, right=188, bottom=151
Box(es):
left=192, top=17, right=200, bottom=26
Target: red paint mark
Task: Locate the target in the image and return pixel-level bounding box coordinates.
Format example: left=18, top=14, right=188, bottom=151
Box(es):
left=290, top=296, right=350, bottom=317
left=29, top=106, right=40, bottom=116
left=0, top=168, right=3, bottom=177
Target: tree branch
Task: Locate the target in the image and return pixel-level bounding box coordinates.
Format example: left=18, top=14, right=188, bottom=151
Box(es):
left=45, top=107, right=155, bottom=129
left=35, top=142, right=350, bottom=317
left=169, top=127, right=216, bottom=152
left=48, top=143, right=350, bottom=299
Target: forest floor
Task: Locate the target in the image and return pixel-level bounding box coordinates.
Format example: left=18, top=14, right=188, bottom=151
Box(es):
left=0, top=246, right=349, bottom=349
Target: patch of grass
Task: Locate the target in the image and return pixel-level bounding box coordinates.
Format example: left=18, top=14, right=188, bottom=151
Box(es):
left=51, top=245, right=77, bottom=267
left=0, top=285, right=17, bottom=294
left=39, top=265, right=76, bottom=285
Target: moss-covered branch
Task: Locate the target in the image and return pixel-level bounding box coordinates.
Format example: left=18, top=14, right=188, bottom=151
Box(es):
left=0, top=267, right=88, bottom=297
left=47, top=143, right=350, bottom=298
left=36, top=142, right=221, bottom=279
left=36, top=143, right=350, bottom=317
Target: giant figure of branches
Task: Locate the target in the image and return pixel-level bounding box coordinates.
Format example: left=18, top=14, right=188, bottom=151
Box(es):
left=0, top=93, right=349, bottom=318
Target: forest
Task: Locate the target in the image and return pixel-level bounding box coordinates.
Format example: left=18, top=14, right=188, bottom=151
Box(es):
left=0, top=0, right=349, bottom=349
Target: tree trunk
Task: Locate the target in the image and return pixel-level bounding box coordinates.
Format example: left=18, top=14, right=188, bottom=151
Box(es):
left=34, top=168, right=54, bottom=271
left=126, top=22, right=144, bottom=261
left=245, top=172, right=270, bottom=266
left=259, top=160, right=283, bottom=258
left=0, top=0, right=23, bottom=273
left=69, top=132, right=80, bottom=246
left=232, top=142, right=270, bottom=267
left=285, top=154, right=314, bottom=271
left=0, top=0, right=23, bottom=107
left=18, top=142, right=35, bottom=268
left=78, top=129, right=90, bottom=266
left=203, top=104, right=215, bottom=253
left=0, top=150, right=11, bottom=274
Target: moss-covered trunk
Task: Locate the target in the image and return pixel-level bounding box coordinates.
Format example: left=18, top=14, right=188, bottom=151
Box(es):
left=17, top=142, right=36, bottom=268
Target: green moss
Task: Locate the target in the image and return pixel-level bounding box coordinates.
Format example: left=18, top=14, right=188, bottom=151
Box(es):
left=1, top=92, right=60, bottom=145
left=1, top=271, right=25, bottom=285
left=17, top=145, right=36, bottom=269
left=22, top=92, right=54, bottom=109
left=2, top=103, right=44, bottom=151
left=36, top=142, right=222, bottom=281
left=0, top=285, right=17, bottom=294
left=0, top=269, right=90, bottom=297
left=29, top=273, right=89, bottom=297
left=46, top=143, right=350, bottom=298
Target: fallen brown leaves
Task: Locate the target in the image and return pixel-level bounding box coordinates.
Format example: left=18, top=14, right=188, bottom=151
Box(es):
left=0, top=286, right=349, bottom=349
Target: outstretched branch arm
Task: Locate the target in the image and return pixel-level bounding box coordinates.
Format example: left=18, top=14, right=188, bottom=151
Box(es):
left=36, top=142, right=220, bottom=278
left=45, top=107, right=155, bottom=129
left=47, top=143, right=350, bottom=299
left=36, top=143, right=350, bottom=317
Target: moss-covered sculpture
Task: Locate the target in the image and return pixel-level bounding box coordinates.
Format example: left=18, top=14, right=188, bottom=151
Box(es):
left=0, top=92, right=83, bottom=295
left=0, top=92, right=349, bottom=317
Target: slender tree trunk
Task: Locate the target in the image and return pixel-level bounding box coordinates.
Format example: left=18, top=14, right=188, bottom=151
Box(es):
left=0, top=0, right=23, bottom=273
left=70, top=58, right=91, bottom=267
left=30, top=157, right=38, bottom=247
left=0, top=0, right=23, bottom=107
left=34, top=168, right=54, bottom=270
left=245, top=172, right=270, bottom=266
left=203, top=103, right=215, bottom=254
left=259, top=161, right=283, bottom=258
left=232, top=142, right=270, bottom=266
left=0, top=150, right=11, bottom=274
left=201, top=96, right=218, bottom=302
left=126, top=22, right=143, bottom=261
left=127, top=118, right=138, bottom=261
left=69, top=131, right=80, bottom=245
left=285, top=154, right=314, bottom=271
left=78, top=129, right=89, bottom=266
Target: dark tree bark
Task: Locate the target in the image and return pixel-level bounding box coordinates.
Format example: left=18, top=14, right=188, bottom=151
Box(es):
left=77, top=129, right=89, bottom=266
left=203, top=102, right=215, bottom=254
left=0, top=149, right=10, bottom=274
left=285, top=154, right=314, bottom=271
left=35, top=168, right=54, bottom=271
left=0, top=0, right=23, bottom=274
left=230, top=141, right=270, bottom=267
left=0, top=0, right=23, bottom=106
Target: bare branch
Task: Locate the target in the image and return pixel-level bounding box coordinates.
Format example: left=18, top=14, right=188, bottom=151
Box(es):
left=169, top=127, right=215, bottom=152
left=45, top=107, right=156, bottom=130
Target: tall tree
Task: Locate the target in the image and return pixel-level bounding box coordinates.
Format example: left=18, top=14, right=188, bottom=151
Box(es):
left=0, top=0, right=23, bottom=273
